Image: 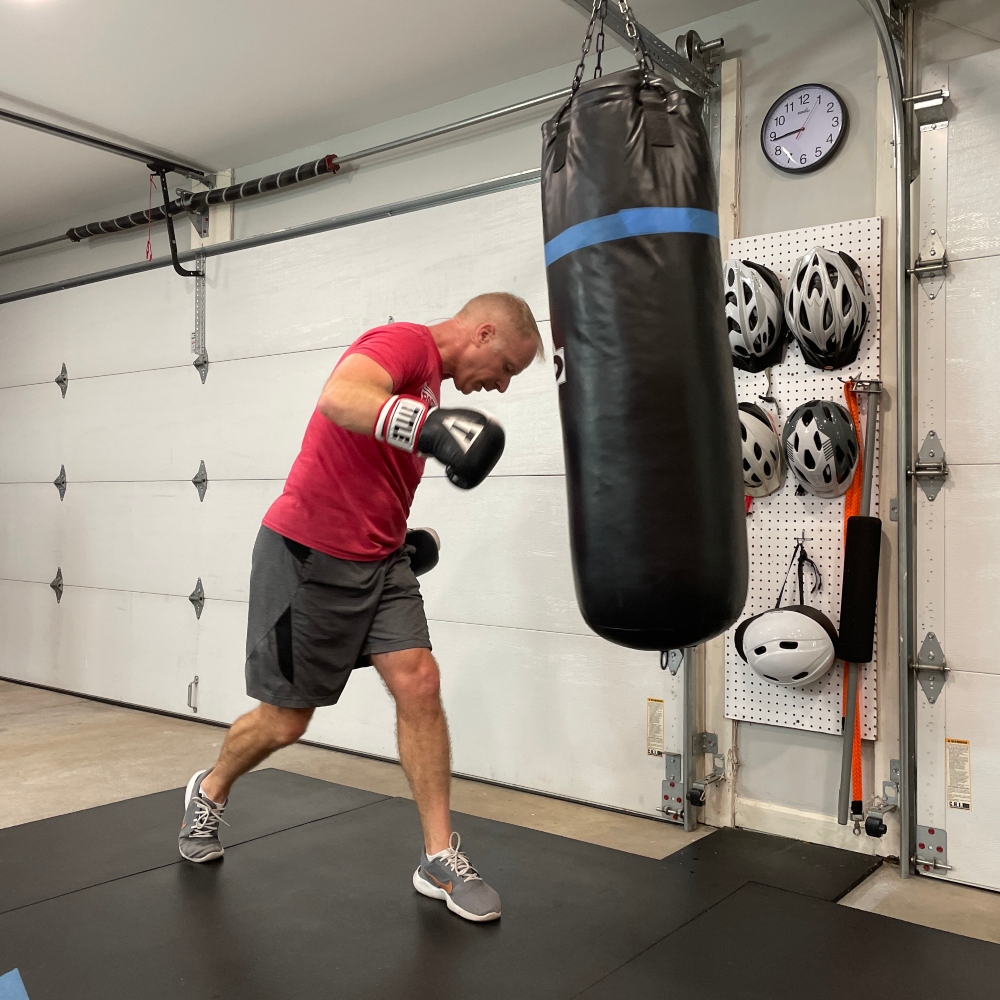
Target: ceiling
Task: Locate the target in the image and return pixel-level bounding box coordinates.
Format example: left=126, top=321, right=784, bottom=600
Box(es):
left=0, top=0, right=745, bottom=248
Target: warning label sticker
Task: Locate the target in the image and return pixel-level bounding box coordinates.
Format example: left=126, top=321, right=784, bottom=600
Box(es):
left=946, top=738, right=972, bottom=810
left=646, top=698, right=665, bottom=756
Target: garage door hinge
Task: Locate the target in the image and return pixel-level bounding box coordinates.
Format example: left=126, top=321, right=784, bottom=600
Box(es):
left=915, top=824, right=951, bottom=873
left=909, top=632, right=948, bottom=703
left=910, top=430, right=948, bottom=500
left=53, top=465, right=67, bottom=500
left=193, top=350, right=209, bottom=384
left=50, top=567, right=64, bottom=603
left=191, top=460, right=209, bottom=501
left=55, top=363, right=68, bottom=397
left=909, top=229, right=948, bottom=299
left=188, top=578, right=205, bottom=619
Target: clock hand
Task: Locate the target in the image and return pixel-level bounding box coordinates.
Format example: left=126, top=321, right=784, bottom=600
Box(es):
left=773, top=129, right=803, bottom=141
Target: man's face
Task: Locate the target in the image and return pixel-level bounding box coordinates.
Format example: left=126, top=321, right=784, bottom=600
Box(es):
left=454, top=323, right=537, bottom=395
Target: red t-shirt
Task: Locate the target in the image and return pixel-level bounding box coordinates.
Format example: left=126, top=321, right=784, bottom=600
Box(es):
left=262, top=323, right=442, bottom=560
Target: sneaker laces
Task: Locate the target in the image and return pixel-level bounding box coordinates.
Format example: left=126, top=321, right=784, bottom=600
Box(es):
left=438, top=832, right=482, bottom=883
left=189, top=794, right=229, bottom=839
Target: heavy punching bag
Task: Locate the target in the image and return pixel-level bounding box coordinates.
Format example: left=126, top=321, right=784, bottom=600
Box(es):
left=541, top=57, right=748, bottom=651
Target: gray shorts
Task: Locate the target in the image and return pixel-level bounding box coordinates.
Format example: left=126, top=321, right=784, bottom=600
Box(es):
left=245, top=526, right=431, bottom=709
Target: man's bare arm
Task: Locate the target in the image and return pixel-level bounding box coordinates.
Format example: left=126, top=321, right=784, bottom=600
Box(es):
left=316, top=354, right=394, bottom=434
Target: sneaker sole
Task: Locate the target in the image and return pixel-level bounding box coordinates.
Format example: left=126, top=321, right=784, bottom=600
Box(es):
left=412, top=868, right=500, bottom=922
left=179, top=769, right=224, bottom=863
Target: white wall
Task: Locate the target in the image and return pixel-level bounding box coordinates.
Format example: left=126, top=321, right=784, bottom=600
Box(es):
left=0, top=0, right=886, bottom=835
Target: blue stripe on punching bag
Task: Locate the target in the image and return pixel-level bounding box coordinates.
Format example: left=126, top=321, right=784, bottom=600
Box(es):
left=0, top=969, right=30, bottom=1000
left=543, top=207, right=720, bottom=266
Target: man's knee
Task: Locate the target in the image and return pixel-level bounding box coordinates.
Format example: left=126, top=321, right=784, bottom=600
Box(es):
left=259, top=704, right=313, bottom=746
left=376, top=649, right=441, bottom=707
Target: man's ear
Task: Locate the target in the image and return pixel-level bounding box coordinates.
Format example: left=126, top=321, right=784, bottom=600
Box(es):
left=476, top=322, right=496, bottom=345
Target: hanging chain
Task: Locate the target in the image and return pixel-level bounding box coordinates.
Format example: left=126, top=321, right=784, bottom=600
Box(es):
left=593, top=0, right=608, bottom=78
left=569, top=0, right=604, bottom=99
left=613, top=0, right=654, bottom=78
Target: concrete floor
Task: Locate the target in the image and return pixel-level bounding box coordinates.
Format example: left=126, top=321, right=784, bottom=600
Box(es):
left=3, top=678, right=1000, bottom=944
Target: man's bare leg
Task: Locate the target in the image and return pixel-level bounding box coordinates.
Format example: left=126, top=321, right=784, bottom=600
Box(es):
left=200, top=703, right=314, bottom=804
left=372, top=648, right=452, bottom=855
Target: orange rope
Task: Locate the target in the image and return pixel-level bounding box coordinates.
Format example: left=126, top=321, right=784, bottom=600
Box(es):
left=842, top=381, right=864, bottom=809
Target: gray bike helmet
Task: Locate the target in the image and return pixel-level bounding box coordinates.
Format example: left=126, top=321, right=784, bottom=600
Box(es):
left=724, top=259, right=788, bottom=372
left=739, top=402, right=784, bottom=497
left=782, top=399, right=859, bottom=499
left=735, top=605, right=838, bottom=687
left=785, top=247, right=869, bottom=370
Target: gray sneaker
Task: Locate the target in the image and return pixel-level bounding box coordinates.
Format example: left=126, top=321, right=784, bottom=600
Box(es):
left=178, top=769, right=228, bottom=863
left=413, top=833, right=501, bottom=922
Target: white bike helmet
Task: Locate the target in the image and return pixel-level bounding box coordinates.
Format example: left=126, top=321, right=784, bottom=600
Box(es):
left=738, top=402, right=783, bottom=497
left=782, top=399, right=858, bottom=499
left=785, top=247, right=869, bottom=370
left=735, top=605, right=838, bottom=687
left=724, top=259, right=787, bottom=372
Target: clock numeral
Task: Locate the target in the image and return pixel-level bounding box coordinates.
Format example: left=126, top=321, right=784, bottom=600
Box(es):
left=800, top=154, right=808, bottom=165
left=775, top=115, right=785, bottom=126
left=784, top=102, right=794, bottom=113
left=815, top=147, right=823, bottom=158
left=799, top=93, right=810, bottom=105
left=769, top=131, right=777, bottom=141
left=775, top=146, right=782, bottom=156
left=827, top=134, right=834, bottom=144
left=827, top=102, right=835, bottom=112
left=832, top=116, right=840, bottom=127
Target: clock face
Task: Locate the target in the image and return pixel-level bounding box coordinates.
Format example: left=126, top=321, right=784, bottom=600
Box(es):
left=761, top=84, right=848, bottom=174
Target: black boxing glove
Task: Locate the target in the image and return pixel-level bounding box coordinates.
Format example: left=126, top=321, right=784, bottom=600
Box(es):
left=405, top=527, right=440, bottom=576
left=375, top=395, right=505, bottom=489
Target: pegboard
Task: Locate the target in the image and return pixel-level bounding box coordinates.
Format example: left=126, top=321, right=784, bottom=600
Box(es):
left=725, top=217, right=882, bottom=739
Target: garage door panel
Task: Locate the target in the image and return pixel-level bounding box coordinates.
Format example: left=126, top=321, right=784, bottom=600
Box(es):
left=943, top=670, right=1000, bottom=891
left=945, top=259, right=1000, bottom=464
left=0, top=383, right=66, bottom=483
left=317, top=619, right=678, bottom=816
left=944, top=464, right=1000, bottom=675
left=191, top=598, right=256, bottom=726
left=410, top=475, right=586, bottom=635
left=209, top=183, right=547, bottom=362
left=0, top=580, right=59, bottom=685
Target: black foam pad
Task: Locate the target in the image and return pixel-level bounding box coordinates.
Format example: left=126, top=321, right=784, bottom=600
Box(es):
left=836, top=516, right=882, bottom=664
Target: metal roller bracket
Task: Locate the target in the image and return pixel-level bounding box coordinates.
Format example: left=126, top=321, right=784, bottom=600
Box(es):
left=191, top=460, right=209, bottom=501
left=865, top=759, right=900, bottom=838
left=53, top=465, right=67, bottom=500
left=912, top=430, right=948, bottom=500
left=50, top=567, right=64, bottom=603
left=687, top=732, right=725, bottom=808
left=916, top=825, right=951, bottom=873
left=188, top=578, right=205, bottom=619
left=55, top=363, right=68, bottom=397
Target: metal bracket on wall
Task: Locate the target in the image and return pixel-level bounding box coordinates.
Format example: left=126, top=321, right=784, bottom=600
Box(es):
left=915, top=824, right=951, bottom=873
left=865, top=758, right=900, bottom=837
left=687, top=731, right=725, bottom=808
left=188, top=578, right=205, bottom=619
left=911, top=430, right=949, bottom=500
left=911, top=631, right=948, bottom=704
left=191, top=253, right=208, bottom=382
left=187, top=675, right=200, bottom=714
left=50, top=567, right=64, bottom=603
left=661, top=752, right=684, bottom=824
left=53, top=465, right=67, bottom=500
left=191, top=460, right=209, bottom=502
left=55, top=363, right=68, bottom=398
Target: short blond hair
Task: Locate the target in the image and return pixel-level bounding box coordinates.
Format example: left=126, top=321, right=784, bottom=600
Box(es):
left=458, top=292, right=545, bottom=361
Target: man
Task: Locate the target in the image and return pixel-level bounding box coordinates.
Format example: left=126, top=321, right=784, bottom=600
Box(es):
left=178, top=292, right=543, bottom=924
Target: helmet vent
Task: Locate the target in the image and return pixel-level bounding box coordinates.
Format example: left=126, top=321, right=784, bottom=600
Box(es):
left=798, top=302, right=810, bottom=332
left=763, top=674, right=779, bottom=682
left=743, top=281, right=753, bottom=305
left=801, top=409, right=813, bottom=427
left=779, top=641, right=799, bottom=649
left=826, top=261, right=839, bottom=285
left=807, top=272, right=823, bottom=297
left=753, top=442, right=762, bottom=460
left=803, top=449, right=816, bottom=470
left=792, top=671, right=809, bottom=681
left=741, top=424, right=748, bottom=441
left=822, top=300, right=833, bottom=331
left=725, top=291, right=738, bottom=307
left=754, top=645, right=767, bottom=656
left=841, top=283, right=852, bottom=315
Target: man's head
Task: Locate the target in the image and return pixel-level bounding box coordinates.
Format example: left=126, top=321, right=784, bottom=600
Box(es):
left=441, top=292, right=544, bottom=394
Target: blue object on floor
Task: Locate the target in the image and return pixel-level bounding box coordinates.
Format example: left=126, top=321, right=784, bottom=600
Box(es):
left=0, top=969, right=29, bottom=1000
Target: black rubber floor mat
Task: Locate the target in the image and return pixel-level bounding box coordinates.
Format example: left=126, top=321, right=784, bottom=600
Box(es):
left=0, top=768, right=385, bottom=914
left=576, top=881, right=1000, bottom=999
left=662, top=825, right=881, bottom=901
left=0, top=797, right=730, bottom=1000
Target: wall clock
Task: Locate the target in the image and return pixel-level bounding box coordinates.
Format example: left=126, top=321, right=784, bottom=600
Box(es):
left=761, top=84, right=849, bottom=174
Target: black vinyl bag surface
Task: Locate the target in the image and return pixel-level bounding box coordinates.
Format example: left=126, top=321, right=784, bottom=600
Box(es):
left=541, top=67, right=748, bottom=651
